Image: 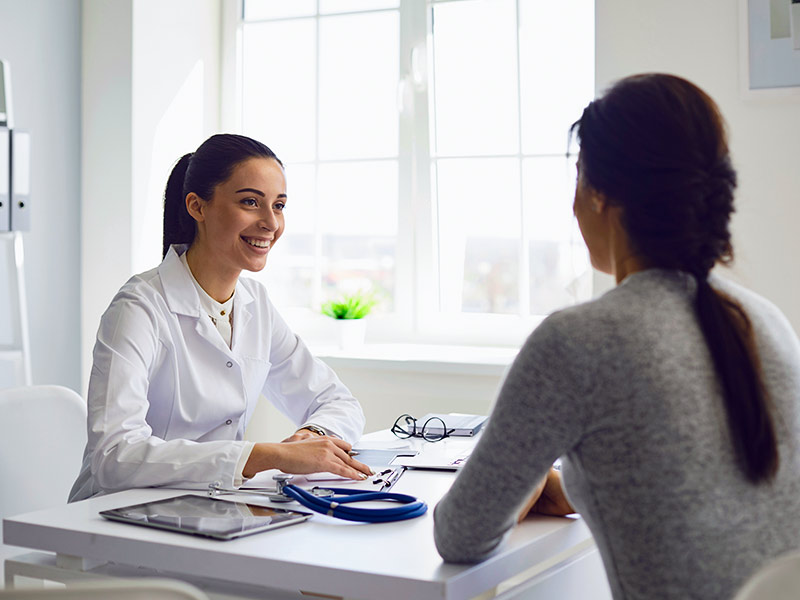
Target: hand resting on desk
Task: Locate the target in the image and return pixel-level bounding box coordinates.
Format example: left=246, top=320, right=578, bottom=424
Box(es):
left=517, top=468, right=576, bottom=521
left=243, top=436, right=373, bottom=481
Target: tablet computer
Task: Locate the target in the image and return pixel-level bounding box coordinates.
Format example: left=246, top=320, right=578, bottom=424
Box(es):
left=100, top=494, right=312, bottom=540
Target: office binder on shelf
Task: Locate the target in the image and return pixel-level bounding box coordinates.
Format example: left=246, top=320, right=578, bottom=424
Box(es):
left=0, top=128, right=9, bottom=231
left=10, top=129, right=30, bottom=231
left=0, top=59, right=12, bottom=128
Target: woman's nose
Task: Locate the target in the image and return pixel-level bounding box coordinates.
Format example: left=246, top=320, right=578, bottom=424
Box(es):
left=259, top=209, right=278, bottom=231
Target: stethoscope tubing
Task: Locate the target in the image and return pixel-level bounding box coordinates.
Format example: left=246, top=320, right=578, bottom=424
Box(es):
left=282, top=485, right=428, bottom=522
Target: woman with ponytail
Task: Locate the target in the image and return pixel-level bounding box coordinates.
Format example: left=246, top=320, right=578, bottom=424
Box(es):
left=434, top=74, right=800, bottom=598
left=70, top=134, right=369, bottom=502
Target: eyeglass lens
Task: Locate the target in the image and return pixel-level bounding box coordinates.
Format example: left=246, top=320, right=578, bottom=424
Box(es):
left=422, top=417, right=447, bottom=442
left=392, top=414, right=416, bottom=439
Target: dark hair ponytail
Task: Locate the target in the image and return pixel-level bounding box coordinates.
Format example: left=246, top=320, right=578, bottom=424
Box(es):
left=695, top=280, right=776, bottom=481
left=163, top=153, right=195, bottom=258
left=573, top=73, right=778, bottom=482
left=162, top=134, right=282, bottom=258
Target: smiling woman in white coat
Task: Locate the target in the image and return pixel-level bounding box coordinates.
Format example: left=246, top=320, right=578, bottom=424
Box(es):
left=70, top=134, right=370, bottom=502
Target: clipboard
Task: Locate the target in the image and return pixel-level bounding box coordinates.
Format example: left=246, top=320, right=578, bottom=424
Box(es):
left=390, top=444, right=473, bottom=470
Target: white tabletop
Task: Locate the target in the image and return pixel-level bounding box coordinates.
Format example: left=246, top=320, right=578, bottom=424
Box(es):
left=3, top=434, right=592, bottom=600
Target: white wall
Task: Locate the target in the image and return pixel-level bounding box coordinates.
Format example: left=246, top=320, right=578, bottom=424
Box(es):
left=0, top=0, right=81, bottom=391
left=131, top=0, right=221, bottom=275
left=81, top=0, right=134, bottom=393
left=81, top=0, right=221, bottom=391
left=596, top=0, right=800, bottom=333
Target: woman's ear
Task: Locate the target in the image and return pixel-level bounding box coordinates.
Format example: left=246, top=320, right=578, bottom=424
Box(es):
left=185, top=192, right=205, bottom=223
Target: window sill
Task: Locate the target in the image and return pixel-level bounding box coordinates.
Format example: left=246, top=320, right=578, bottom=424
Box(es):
left=309, top=343, right=518, bottom=377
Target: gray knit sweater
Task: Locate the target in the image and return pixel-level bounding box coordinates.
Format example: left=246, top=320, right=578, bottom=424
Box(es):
left=434, top=269, right=800, bottom=599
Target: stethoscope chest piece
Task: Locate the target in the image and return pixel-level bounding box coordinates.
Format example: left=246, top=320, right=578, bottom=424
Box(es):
left=267, top=474, right=335, bottom=501
left=268, top=473, right=296, bottom=502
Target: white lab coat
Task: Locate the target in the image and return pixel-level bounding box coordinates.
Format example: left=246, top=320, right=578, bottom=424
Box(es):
left=69, top=246, right=365, bottom=502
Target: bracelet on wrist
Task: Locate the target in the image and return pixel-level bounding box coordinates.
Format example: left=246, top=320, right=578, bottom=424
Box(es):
left=299, top=424, right=326, bottom=436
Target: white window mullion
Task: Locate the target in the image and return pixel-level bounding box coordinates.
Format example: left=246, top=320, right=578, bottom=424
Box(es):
left=514, top=0, right=530, bottom=318
left=220, top=0, right=244, bottom=133
left=396, top=0, right=417, bottom=329
left=407, top=0, right=436, bottom=333
left=312, top=6, right=323, bottom=310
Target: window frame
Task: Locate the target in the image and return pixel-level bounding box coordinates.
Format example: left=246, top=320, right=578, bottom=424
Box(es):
left=222, top=0, right=591, bottom=349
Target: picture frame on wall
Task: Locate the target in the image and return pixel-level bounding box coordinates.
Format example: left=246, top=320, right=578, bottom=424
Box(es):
left=739, top=0, right=800, bottom=97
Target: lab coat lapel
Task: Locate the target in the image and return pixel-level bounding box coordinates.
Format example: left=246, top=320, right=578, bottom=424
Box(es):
left=194, top=314, right=235, bottom=357
left=158, top=245, right=235, bottom=358
left=231, top=279, right=255, bottom=352
left=159, top=246, right=203, bottom=318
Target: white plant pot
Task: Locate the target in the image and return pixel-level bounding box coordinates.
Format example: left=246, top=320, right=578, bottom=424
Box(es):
left=336, top=318, right=367, bottom=350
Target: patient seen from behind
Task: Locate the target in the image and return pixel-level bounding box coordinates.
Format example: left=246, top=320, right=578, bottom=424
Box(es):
left=433, top=73, right=800, bottom=600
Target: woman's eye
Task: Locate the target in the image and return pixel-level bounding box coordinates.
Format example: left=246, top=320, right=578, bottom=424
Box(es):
left=242, top=198, right=258, bottom=207
left=274, top=202, right=286, bottom=212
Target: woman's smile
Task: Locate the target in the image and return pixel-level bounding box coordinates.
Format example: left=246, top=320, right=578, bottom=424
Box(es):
left=242, top=236, right=273, bottom=252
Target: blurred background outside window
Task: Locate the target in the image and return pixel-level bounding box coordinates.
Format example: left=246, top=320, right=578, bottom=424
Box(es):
left=231, top=0, right=594, bottom=345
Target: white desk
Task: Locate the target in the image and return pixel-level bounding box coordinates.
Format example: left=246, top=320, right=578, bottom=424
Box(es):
left=3, top=436, right=607, bottom=600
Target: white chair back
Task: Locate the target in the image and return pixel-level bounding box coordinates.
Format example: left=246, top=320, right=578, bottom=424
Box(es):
left=0, top=578, right=208, bottom=599
left=0, top=385, right=87, bottom=521
left=733, top=551, right=800, bottom=600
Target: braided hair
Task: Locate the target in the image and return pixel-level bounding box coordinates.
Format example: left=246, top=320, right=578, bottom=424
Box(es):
left=573, top=73, right=777, bottom=483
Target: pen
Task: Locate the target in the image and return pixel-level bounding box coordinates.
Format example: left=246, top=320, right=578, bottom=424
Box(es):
left=381, top=467, right=406, bottom=491
left=348, top=450, right=359, bottom=456
left=371, top=469, right=393, bottom=485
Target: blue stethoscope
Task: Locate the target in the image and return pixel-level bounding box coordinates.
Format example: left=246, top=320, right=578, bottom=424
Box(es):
left=208, top=473, right=427, bottom=523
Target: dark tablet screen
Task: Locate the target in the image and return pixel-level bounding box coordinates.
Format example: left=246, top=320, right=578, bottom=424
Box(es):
left=100, top=494, right=312, bottom=540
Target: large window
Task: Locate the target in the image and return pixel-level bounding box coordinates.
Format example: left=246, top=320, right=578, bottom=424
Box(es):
left=227, top=0, right=594, bottom=346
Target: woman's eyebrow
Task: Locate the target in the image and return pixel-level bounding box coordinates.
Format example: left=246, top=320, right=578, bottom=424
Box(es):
left=235, top=188, right=287, bottom=200
left=235, top=187, right=265, bottom=196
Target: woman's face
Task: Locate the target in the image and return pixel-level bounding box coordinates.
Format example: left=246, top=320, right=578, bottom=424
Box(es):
left=573, top=160, right=612, bottom=275
left=190, top=157, right=287, bottom=274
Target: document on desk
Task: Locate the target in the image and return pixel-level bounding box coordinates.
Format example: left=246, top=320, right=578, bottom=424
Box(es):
left=350, top=448, right=418, bottom=466
left=390, top=442, right=473, bottom=470
left=239, top=470, right=376, bottom=493
left=239, top=447, right=418, bottom=491
left=304, top=465, right=406, bottom=492
left=304, top=448, right=418, bottom=484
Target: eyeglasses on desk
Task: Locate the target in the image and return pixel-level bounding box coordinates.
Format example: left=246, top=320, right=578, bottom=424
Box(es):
left=391, top=414, right=454, bottom=442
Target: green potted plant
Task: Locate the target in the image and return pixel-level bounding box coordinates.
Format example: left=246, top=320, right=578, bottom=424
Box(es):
left=321, top=289, right=377, bottom=349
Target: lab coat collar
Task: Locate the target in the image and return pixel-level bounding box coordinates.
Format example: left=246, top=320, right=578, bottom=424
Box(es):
left=159, top=245, right=255, bottom=319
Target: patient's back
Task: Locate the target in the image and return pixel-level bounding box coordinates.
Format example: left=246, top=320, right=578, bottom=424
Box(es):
left=557, top=269, right=800, bottom=599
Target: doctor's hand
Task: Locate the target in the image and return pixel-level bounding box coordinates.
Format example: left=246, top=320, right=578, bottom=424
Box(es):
left=517, top=468, right=576, bottom=522
left=243, top=437, right=373, bottom=481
